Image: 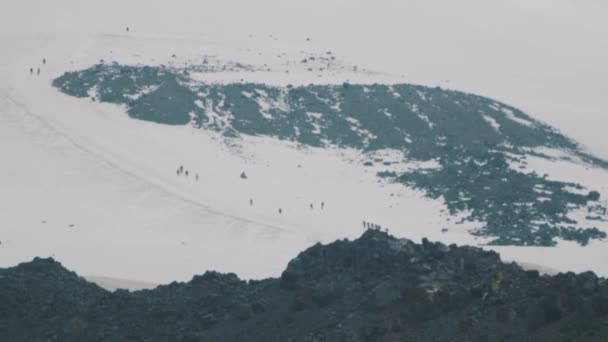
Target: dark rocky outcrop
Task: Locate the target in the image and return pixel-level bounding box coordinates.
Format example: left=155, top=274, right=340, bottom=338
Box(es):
left=3, top=230, right=608, bottom=341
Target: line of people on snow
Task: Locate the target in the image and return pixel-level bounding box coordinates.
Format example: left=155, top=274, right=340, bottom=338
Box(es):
left=176, top=165, right=199, bottom=181
left=177, top=166, right=328, bottom=216
left=363, top=220, right=388, bottom=233
left=249, top=199, right=325, bottom=215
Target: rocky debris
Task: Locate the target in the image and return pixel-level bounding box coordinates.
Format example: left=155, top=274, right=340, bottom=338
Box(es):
left=3, top=230, right=608, bottom=341
left=588, top=191, right=601, bottom=201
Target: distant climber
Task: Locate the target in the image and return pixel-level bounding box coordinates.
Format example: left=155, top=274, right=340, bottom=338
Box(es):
left=126, top=27, right=130, bottom=32
left=185, top=170, right=189, bottom=177
left=279, top=208, right=282, bottom=215
left=195, top=174, right=199, bottom=181
left=250, top=199, right=253, bottom=206
left=29, top=67, right=33, bottom=74
left=240, top=172, right=248, bottom=179
left=42, top=58, right=46, bottom=64
left=179, top=165, right=184, bottom=173
left=363, top=220, right=366, bottom=228
left=310, top=203, right=314, bottom=210
left=37, top=68, right=40, bottom=75
left=321, top=202, right=325, bottom=210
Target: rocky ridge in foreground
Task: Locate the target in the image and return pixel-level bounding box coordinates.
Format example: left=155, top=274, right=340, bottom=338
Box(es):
left=2, top=230, right=608, bottom=341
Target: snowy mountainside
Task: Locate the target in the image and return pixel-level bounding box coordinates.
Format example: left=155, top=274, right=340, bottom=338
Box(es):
left=53, top=62, right=608, bottom=247
left=2, top=0, right=608, bottom=284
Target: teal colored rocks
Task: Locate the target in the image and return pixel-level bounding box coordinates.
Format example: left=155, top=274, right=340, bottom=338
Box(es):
left=52, top=63, right=195, bottom=125
left=129, top=77, right=196, bottom=125
left=397, top=152, right=605, bottom=246
left=53, top=63, right=608, bottom=246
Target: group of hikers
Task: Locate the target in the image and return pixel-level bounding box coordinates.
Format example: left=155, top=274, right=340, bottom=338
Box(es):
left=177, top=166, right=328, bottom=216
left=363, top=220, right=388, bottom=232
left=176, top=165, right=199, bottom=181
left=176, top=167, right=330, bottom=212
left=29, top=58, right=46, bottom=76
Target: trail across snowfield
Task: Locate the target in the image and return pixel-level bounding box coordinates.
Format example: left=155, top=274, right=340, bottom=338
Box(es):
left=1, top=0, right=608, bottom=284
left=0, top=31, right=472, bottom=284
left=1, top=53, right=472, bottom=283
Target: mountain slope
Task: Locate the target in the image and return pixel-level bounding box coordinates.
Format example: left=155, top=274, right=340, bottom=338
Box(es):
left=2, top=0, right=608, bottom=284
left=53, top=63, right=608, bottom=246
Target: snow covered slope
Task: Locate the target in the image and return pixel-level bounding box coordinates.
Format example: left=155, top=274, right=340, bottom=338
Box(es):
left=51, top=62, right=608, bottom=247
left=1, top=0, right=608, bottom=284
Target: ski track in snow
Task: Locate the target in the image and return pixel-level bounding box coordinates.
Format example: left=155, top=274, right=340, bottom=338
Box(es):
left=2, top=0, right=608, bottom=286
left=4, top=92, right=293, bottom=236
left=0, top=92, right=307, bottom=283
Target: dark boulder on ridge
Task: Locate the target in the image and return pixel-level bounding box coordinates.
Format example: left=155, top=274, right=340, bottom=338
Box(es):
left=3, top=230, right=608, bottom=341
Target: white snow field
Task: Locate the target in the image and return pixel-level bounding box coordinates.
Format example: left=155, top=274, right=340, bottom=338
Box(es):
left=1, top=0, right=608, bottom=287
